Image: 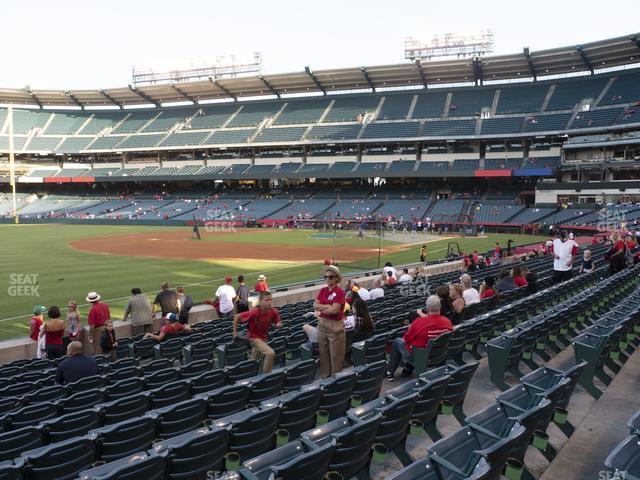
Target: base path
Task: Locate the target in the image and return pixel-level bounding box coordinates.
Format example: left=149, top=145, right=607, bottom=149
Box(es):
left=69, top=229, right=409, bottom=264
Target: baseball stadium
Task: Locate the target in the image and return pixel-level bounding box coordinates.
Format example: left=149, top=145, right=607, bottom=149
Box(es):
left=0, top=3, right=639, bottom=479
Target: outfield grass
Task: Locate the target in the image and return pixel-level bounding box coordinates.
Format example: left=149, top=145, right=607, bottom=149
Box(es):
left=0, top=224, right=545, bottom=341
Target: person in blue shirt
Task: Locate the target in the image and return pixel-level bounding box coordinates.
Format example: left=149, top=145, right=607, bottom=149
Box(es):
left=55, top=341, right=98, bottom=384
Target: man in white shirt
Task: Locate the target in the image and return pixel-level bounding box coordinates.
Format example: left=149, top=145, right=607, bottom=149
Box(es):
left=552, top=231, right=577, bottom=283
left=353, top=283, right=371, bottom=301
left=214, top=276, right=237, bottom=319
left=398, top=268, right=412, bottom=285
left=383, top=262, right=397, bottom=279
left=369, top=280, right=385, bottom=300
left=460, top=274, right=480, bottom=305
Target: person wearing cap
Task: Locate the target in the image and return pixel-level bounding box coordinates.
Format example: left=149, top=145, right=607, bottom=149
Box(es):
left=254, top=274, right=269, bottom=293
left=123, top=288, right=153, bottom=336
left=144, top=312, right=191, bottom=342
left=30, top=305, right=47, bottom=342
left=86, top=291, right=110, bottom=355
left=233, top=290, right=282, bottom=373
left=314, top=265, right=347, bottom=378
left=214, top=276, right=236, bottom=320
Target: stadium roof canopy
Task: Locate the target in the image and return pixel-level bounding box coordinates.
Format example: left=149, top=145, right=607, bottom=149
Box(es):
left=1, top=33, right=639, bottom=109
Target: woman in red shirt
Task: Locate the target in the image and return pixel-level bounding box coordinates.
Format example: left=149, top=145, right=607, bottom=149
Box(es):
left=479, top=276, right=497, bottom=299
left=41, top=306, right=65, bottom=359
left=608, top=231, right=627, bottom=275
left=512, top=266, right=528, bottom=287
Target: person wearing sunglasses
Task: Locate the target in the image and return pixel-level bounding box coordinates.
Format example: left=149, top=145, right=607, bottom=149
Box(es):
left=313, top=265, right=346, bottom=378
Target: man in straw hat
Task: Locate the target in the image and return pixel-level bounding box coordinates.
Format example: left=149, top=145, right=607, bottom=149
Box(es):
left=313, top=265, right=346, bottom=377
left=254, top=274, right=269, bottom=293
left=86, top=291, right=110, bottom=354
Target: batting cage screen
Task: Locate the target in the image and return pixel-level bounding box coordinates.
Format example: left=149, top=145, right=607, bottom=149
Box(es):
left=324, top=219, right=385, bottom=272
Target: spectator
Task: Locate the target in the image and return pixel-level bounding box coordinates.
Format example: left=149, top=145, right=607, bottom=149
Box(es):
left=494, top=242, right=503, bottom=262
left=30, top=305, right=46, bottom=342
left=349, top=297, right=374, bottom=342
left=383, top=262, right=397, bottom=279
left=398, top=268, right=412, bottom=285
left=480, top=277, right=497, bottom=299
left=369, top=280, right=385, bottom=300
left=254, top=274, right=269, bottom=292
left=56, top=341, right=98, bottom=385
left=512, top=266, right=528, bottom=287
left=435, top=285, right=452, bottom=317
left=40, top=306, right=65, bottom=359
left=65, top=301, right=82, bottom=350
left=497, top=269, right=518, bottom=292
left=385, top=295, right=453, bottom=380
left=123, top=288, right=153, bottom=336
left=100, top=320, right=118, bottom=360
left=449, top=284, right=465, bottom=324
left=235, top=275, right=250, bottom=313
left=354, top=283, right=371, bottom=301
left=419, top=244, right=427, bottom=263
left=86, top=291, right=110, bottom=355
left=522, top=265, right=538, bottom=293
left=553, top=230, right=577, bottom=282
left=153, top=282, right=180, bottom=319
left=214, top=276, right=236, bottom=319
left=579, top=249, right=595, bottom=273
left=314, top=266, right=346, bottom=378
left=384, top=270, right=397, bottom=286
left=233, top=290, right=282, bottom=373
left=144, top=313, right=192, bottom=341
left=176, top=287, right=194, bottom=325
left=607, top=231, right=626, bottom=275
left=460, top=274, right=480, bottom=305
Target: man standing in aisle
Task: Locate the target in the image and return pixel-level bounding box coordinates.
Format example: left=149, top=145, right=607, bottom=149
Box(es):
left=86, top=291, right=110, bottom=354
left=214, top=276, right=236, bottom=320
left=314, top=265, right=346, bottom=378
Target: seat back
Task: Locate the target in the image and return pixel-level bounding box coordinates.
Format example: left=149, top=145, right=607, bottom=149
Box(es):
left=130, top=338, right=156, bottom=360
left=145, top=368, right=181, bottom=390
left=153, top=397, right=207, bottom=439
left=224, top=406, right=281, bottom=461
left=180, top=359, right=213, bottom=379
left=270, top=442, right=335, bottom=480
left=8, top=403, right=59, bottom=430
left=353, top=360, right=386, bottom=403
left=92, top=416, right=156, bottom=463
left=282, top=360, right=319, bottom=392
left=442, top=361, right=480, bottom=407
left=319, top=373, right=357, bottom=420
left=200, top=384, right=251, bottom=420
left=225, top=360, right=260, bottom=383
left=264, top=388, right=322, bottom=440
left=105, top=377, right=146, bottom=401
left=142, top=359, right=172, bottom=376
left=190, top=369, right=227, bottom=395
left=78, top=452, right=166, bottom=480
left=152, top=427, right=229, bottom=479
left=149, top=380, right=191, bottom=409
left=67, top=375, right=106, bottom=395
left=156, top=337, right=184, bottom=361
left=98, top=394, right=149, bottom=425
left=22, top=437, right=96, bottom=480
left=106, top=366, right=141, bottom=384
left=427, top=331, right=452, bottom=366
left=24, top=385, right=66, bottom=405
left=186, top=339, right=216, bottom=363
left=373, top=392, right=420, bottom=450
left=364, top=334, right=389, bottom=364
left=43, top=409, right=102, bottom=444
left=0, top=426, right=43, bottom=462
left=62, top=388, right=107, bottom=414
left=329, top=414, right=383, bottom=479
left=246, top=371, right=286, bottom=405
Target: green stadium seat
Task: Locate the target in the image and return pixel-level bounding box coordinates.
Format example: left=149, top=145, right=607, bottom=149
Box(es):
left=89, top=416, right=156, bottom=462
left=260, top=387, right=322, bottom=440
left=240, top=441, right=335, bottom=480
left=439, top=361, right=480, bottom=425
left=150, top=397, right=207, bottom=439
left=148, top=380, right=191, bottom=409
left=144, top=368, right=181, bottom=390
left=97, top=394, right=149, bottom=425
left=182, top=339, right=216, bottom=363
left=4, top=403, right=59, bottom=431
left=241, top=371, right=285, bottom=405
left=78, top=452, right=166, bottom=480
left=318, top=372, right=357, bottom=421
left=198, top=384, right=251, bottom=420
left=105, top=378, right=146, bottom=401
left=412, top=332, right=452, bottom=375
left=41, top=409, right=102, bottom=444
left=62, top=389, right=107, bottom=414
left=153, top=338, right=184, bottom=362
left=0, top=426, right=44, bottom=462
left=604, top=435, right=640, bottom=480
left=190, top=368, right=227, bottom=395
left=179, top=359, right=214, bottom=378
left=352, top=360, right=387, bottom=403
left=351, top=333, right=388, bottom=366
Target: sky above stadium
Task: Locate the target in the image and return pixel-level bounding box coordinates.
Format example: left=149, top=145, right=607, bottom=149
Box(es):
left=2, top=0, right=639, bottom=90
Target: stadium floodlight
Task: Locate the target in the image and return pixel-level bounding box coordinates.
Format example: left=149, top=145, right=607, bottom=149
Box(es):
left=404, top=30, right=494, bottom=60
left=132, top=52, right=262, bottom=86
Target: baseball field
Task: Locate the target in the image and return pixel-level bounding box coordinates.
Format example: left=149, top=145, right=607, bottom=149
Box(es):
left=0, top=224, right=546, bottom=341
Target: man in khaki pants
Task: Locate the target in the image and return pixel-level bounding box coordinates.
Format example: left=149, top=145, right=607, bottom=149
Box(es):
left=232, top=291, right=281, bottom=373
left=86, top=291, right=110, bottom=355
left=314, top=266, right=347, bottom=378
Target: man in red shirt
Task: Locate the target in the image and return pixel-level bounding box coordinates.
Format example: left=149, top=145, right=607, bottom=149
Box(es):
left=254, top=274, right=269, bottom=293
left=144, top=313, right=191, bottom=342
left=314, top=265, right=346, bottom=378
left=386, top=295, right=453, bottom=380
left=86, top=292, right=110, bottom=354
left=233, top=291, right=281, bottom=373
